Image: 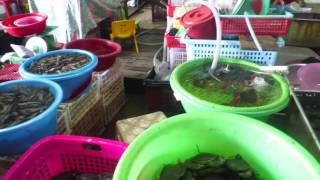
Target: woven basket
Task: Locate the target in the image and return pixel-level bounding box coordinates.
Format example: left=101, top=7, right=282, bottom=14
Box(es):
left=70, top=99, right=106, bottom=136
left=93, top=61, right=126, bottom=125
left=93, top=61, right=123, bottom=94
left=0, top=155, right=19, bottom=177
left=56, top=109, right=71, bottom=134
left=59, top=81, right=100, bottom=128
left=104, top=90, right=126, bottom=125
left=102, top=73, right=125, bottom=107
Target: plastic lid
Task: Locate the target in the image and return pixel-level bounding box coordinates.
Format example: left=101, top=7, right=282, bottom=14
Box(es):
left=180, top=6, right=213, bottom=28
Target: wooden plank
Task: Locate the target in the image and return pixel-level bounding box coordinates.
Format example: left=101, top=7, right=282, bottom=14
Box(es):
left=124, top=69, right=148, bottom=79
left=239, top=35, right=279, bottom=51
left=118, top=45, right=161, bottom=79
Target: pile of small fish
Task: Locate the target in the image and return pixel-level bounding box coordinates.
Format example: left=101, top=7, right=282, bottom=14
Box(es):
left=51, top=172, right=112, bottom=180
left=160, top=153, right=257, bottom=180
left=184, top=62, right=279, bottom=107
left=0, top=87, right=54, bottom=129
left=28, top=54, right=90, bottom=74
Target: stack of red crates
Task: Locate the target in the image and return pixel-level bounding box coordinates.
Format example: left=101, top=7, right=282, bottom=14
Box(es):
left=165, top=0, right=187, bottom=70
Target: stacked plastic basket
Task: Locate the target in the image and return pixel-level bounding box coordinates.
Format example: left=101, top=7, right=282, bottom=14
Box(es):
left=165, top=0, right=294, bottom=68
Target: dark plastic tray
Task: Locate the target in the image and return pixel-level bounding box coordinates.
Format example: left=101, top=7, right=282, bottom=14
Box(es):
left=143, top=67, right=184, bottom=115
left=143, top=67, right=169, bottom=87
left=285, top=90, right=320, bottom=162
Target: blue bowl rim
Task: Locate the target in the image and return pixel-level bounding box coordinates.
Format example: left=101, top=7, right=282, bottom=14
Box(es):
left=0, top=79, right=63, bottom=133
left=19, top=49, right=98, bottom=80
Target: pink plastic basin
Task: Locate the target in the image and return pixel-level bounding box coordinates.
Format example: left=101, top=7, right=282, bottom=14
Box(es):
left=13, top=16, right=43, bottom=27
left=298, top=63, right=320, bottom=91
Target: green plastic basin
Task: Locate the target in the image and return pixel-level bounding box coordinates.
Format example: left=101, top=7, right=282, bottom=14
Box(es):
left=114, top=112, right=320, bottom=180
left=170, top=58, right=290, bottom=120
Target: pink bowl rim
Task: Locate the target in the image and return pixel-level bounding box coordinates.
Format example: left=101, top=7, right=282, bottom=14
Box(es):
left=1, top=12, right=48, bottom=30
left=297, top=63, right=320, bottom=82
left=13, top=15, right=44, bottom=27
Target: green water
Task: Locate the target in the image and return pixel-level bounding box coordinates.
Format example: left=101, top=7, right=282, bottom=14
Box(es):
left=180, top=62, right=282, bottom=107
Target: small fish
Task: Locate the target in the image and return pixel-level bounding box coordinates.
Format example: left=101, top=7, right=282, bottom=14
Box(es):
left=0, top=87, right=54, bottom=129
left=28, top=54, right=90, bottom=74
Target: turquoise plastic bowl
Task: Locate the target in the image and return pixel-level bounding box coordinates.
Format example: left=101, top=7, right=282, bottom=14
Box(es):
left=19, top=49, right=98, bottom=101
left=0, top=79, right=63, bottom=155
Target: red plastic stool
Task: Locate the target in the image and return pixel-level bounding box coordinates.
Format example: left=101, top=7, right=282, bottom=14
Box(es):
left=0, top=0, right=21, bottom=18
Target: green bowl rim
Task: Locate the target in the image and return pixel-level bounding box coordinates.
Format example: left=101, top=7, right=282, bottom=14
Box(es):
left=113, top=112, right=320, bottom=179
left=170, top=58, right=290, bottom=113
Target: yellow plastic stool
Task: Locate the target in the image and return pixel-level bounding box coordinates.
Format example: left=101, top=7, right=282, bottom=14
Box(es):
left=110, top=20, right=139, bottom=54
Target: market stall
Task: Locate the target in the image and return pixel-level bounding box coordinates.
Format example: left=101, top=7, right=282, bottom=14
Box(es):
left=1, top=0, right=320, bottom=179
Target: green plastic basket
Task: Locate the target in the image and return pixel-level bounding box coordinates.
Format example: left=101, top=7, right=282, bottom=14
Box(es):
left=114, top=112, right=320, bottom=180
left=170, top=58, right=290, bottom=120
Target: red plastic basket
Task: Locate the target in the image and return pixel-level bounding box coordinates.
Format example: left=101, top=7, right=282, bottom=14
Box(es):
left=4, top=135, right=127, bottom=180
left=220, top=12, right=293, bottom=36
left=165, top=33, right=186, bottom=48
left=0, top=64, right=21, bottom=83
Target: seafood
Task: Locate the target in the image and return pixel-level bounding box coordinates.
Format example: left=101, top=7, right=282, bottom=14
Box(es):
left=51, top=172, right=113, bottom=180
left=160, top=153, right=257, bottom=180
left=182, top=62, right=281, bottom=107
left=28, top=54, right=90, bottom=74
left=0, top=86, right=53, bottom=129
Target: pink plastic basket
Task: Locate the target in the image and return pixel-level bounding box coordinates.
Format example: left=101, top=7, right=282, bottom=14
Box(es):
left=4, top=135, right=127, bottom=180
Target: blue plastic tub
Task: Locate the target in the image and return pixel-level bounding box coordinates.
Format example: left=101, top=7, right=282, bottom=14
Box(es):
left=0, top=79, right=63, bottom=155
left=19, top=49, right=98, bottom=101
